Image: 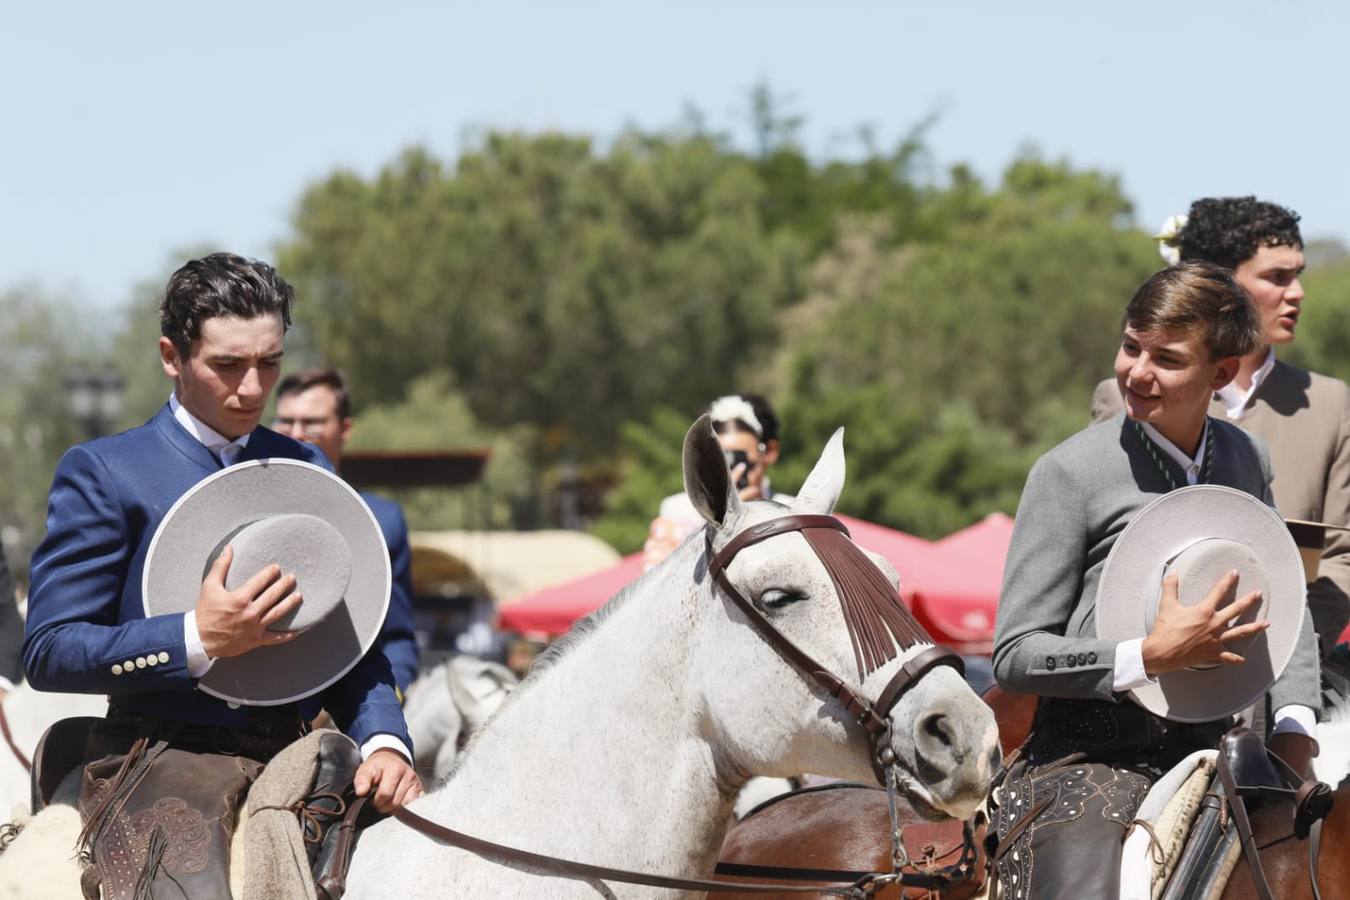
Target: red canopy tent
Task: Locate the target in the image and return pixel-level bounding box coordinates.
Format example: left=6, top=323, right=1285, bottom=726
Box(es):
left=497, top=551, right=647, bottom=637
left=498, top=513, right=1010, bottom=654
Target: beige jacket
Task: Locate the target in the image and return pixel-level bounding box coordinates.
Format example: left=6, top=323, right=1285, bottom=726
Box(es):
left=1091, top=361, right=1350, bottom=656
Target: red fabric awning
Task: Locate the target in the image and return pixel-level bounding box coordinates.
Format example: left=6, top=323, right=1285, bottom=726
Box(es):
left=497, top=551, right=647, bottom=637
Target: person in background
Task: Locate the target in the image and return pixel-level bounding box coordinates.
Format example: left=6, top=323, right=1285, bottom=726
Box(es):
left=1092, top=197, right=1350, bottom=668
left=274, top=367, right=419, bottom=694
left=643, top=393, right=786, bottom=570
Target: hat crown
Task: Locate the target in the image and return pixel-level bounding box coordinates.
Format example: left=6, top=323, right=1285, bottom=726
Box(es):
left=1143, top=538, right=1269, bottom=669
left=221, top=512, right=353, bottom=632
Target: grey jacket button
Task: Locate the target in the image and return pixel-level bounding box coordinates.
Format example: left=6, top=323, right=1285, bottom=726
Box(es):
left=1046, top=656, right=1056, bottom=671
left=1066, top=655, right=1077, bottom=668
left=1077, top=653, right=1087, bottom=666
left=1087, top=652, right=1098, bottom=664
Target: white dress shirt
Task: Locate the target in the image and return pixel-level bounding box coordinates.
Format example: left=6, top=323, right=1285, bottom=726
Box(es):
left=169, top=394, right=409, bottom=761
left=1111, top=417, right=1315, bottom=738
left=1216, top=348, right=1276, bottom=420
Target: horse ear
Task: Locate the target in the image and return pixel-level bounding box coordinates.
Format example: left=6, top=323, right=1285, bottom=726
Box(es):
left=793, top=427, right=846, bottom=515
left=682, top=414, right=742, bottom=530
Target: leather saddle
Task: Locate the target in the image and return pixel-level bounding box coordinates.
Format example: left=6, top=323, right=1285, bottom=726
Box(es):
left=31, top=715, right=98, bottom=812
left=30, top=718, right=376, bottom=900
left=1161, top=727, right=1333, bottom=900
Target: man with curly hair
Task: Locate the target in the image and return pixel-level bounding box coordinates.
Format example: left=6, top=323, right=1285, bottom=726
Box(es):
left=1093, top=197, right=1350, bottom=672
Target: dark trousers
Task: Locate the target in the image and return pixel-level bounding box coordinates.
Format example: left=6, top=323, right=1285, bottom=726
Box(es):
left=989, top=698, right=1231, bottom=900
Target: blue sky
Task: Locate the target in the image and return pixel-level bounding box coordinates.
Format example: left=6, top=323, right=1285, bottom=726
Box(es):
left=2, top=0, right=1345, bottom=309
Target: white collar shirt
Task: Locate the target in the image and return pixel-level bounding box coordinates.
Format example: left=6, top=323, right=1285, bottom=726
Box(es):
left=1215, top=348, right=1276, bottom=420
left=1140, top=420, right=1207, bottom=486
left=169, top=393, right=250, bottom=466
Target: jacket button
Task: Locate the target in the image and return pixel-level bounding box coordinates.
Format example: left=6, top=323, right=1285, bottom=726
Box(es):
left=1066, top=655, right=1077, bottom=668
left=124, top=660, right=136, bottom=672
left=158, top=651, right=170, bottom=664
left=1077, top=653, right=1087, bottom=666
left=1087, top=652, right=1098, bottom=664
left=111, top=664, right=123, bottom=675
left=135, top=657, right=147, bottom=669
left=146, top=655, right=158, bottom=666
left=1046, top=656, right=1056, bottom=671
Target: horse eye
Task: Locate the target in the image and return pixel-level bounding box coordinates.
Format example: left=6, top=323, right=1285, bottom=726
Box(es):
left=760, top=589, right=804, bottom=610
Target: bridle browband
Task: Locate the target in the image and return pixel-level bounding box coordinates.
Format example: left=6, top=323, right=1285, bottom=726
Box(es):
left=707, top=513, right=964, bottom=784
left=390, top=512, right=976, bottom=895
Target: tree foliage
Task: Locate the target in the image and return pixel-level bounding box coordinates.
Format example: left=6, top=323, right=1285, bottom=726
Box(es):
left=16, top=90, right=1350, bottom=557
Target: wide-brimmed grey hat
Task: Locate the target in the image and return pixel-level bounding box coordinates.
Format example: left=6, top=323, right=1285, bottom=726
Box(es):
left=1096, top=485, right=1306, bottom=723
left=143, top=459, right=390, bottom=706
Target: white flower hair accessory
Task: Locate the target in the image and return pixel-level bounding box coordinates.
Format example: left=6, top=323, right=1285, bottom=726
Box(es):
left=1155, top=214, right=1188, bottom=265
left=709, top=395, right=764, bottom=438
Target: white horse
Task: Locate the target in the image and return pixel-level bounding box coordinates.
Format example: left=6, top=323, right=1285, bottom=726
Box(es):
left=402, top=655, right=517, bottom=784
left=1314, top=692, right=1350, bottom=788
left=0, top=420, right=999, bottom=899
left=343, top=419, right=1000, bottom=898
left=0, top=682, right=105, bottom=819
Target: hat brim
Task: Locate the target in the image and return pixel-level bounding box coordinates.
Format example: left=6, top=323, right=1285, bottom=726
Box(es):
left=143, top=459, right=390, bottom=706
left=1096, top=485, right=1305, bottom=723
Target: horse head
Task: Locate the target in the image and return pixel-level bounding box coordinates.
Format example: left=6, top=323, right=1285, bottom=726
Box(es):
left=682, top=414, right=998, bottom=820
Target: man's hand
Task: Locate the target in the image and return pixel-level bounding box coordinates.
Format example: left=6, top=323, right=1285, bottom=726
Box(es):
left=354, top=748, right=423, bottom=812
left=194, top=545, right=304, bottom=659
left=1141, top=570, right=1268, bottom=675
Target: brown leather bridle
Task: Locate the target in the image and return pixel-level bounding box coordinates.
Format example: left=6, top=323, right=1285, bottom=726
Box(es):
left=390, top=512, right=975, bottom=896
left=706, top=513, right=964, bottom=786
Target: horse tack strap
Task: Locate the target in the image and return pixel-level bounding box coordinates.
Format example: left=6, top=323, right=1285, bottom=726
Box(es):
left=707, top=514, right=963, bottom=741
left=390, top=805, right=879, bottom=896
left=0, top=704, right=30, bottom=772
left=1215, top=750, right=1275, bottom=900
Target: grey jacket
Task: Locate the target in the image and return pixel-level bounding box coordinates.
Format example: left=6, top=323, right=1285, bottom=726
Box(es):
left=1094, top=362, right=1350, bottom=657
left=993, top=414, right=1321, bottom=715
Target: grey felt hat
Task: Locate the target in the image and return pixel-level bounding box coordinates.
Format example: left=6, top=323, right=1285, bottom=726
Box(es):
left=1095, top=485, right=1306, bottom=723
left=143, top=459, right=390, bottom=706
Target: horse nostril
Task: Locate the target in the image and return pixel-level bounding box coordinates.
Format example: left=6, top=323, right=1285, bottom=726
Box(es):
left=922, top=713, right=953, bottom=748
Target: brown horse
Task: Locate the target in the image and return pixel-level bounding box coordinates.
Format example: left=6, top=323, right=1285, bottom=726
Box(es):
left=717, top=783, right=985, bottom=899
left=716, top=687, right=1349, bottom=899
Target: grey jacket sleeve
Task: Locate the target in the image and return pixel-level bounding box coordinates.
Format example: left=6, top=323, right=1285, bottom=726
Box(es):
left=993, top=452, right=1120, bottom=700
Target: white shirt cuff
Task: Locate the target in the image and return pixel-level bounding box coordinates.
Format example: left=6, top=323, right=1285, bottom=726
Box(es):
left=1112, top=638, right=1157, bottom=692
left=183, top=611, right=215, bottom=678
left=1271, top=704, right=1317, bottom=739
left=360, top=733, right=413, bottom=763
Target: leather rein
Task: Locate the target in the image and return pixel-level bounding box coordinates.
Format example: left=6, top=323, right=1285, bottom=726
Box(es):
left=0, top=703, right=29, bottom=772
left=392, top=513, right=974, bottom=895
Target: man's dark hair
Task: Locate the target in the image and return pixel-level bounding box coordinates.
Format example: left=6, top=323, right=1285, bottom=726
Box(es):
left=1124, top=261, right=1261, bottom=360
left=160, top=253, right=295, bottom=353
left=276, top=367, right=352, bottom=419
left=1178, top=197, right=1303, bottom=269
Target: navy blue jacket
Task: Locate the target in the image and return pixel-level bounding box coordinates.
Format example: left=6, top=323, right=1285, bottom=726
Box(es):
left=360, top=491, right=418, bottom=693
left=24, top=404, right=411, bottom=750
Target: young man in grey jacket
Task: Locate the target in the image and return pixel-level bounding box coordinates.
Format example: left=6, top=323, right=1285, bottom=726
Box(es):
left=1093, top=197, right=1350, bottom=661
left=993, top=262, right=1319, bottom=899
